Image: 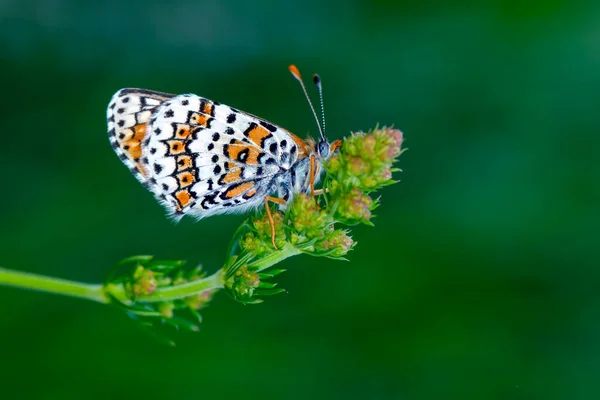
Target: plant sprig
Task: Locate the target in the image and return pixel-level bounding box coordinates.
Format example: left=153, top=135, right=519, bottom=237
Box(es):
left=0, top=127, right=404, bottom=343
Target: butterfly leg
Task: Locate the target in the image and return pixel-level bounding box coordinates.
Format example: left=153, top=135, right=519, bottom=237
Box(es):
left=264, top=196, right=287, bottom=249
left=309, top=154, right=316, bottom=196
left=313, top=188, right=329, bottom=195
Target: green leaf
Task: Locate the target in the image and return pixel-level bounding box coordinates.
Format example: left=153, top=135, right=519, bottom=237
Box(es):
left=254, top=288, right=286, bottom=297
left=117, top=255, right=154, bottom=266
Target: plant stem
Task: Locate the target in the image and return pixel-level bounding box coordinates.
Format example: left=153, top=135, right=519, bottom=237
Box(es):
left=247, top=242, right=302, bottom=272
left=136, top=269, right=225, bottom=303
left=0, top=267, right=224, bottom=305
left=0, top=267, right=110, bottom=304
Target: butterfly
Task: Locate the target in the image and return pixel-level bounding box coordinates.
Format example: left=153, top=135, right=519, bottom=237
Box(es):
left=107, top=65, right=340, bottom=248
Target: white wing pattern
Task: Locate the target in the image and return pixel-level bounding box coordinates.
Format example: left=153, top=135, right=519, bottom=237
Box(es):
left=107, top=89, right=313, bottom=220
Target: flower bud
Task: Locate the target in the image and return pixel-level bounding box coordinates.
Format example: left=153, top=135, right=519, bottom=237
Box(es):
left=158, top=302, right=175, bottom=318
left=185, top=288, right=216, bottom=310
left=228, top=265, right=260, bottom=299
left=131, top=266, right=157, bottom=296
left=315, top=229, right=354, bottom=258
left=336, top=188, right=373, bottom=223
left=241, top=211, right=286, bottom=256
left=289, top=193, right=330, bottom=239
left=326, top=127, right=403, bottom=192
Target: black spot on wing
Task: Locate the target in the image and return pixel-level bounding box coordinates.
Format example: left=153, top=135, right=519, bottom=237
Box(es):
left=201, top=194, right=217, bottom=210
left=237, top=148, right=249, bottom=163
left=260, top=121, right=277, bottom=132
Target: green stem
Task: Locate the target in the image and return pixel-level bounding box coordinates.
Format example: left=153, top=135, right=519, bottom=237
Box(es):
left=136, top=270, right=224, bottom=303
left=0, top=267, right=224, bottom=305
left=0, top=267, right=111, bottom=304
left=247, top=242, right=302, bottom=272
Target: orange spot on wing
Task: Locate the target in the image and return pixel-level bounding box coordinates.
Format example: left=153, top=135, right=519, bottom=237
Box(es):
left=246, top=147, right=261, bottom=164
left=133, top=124, right=146, bottom=141
left=244, top=188, right=257, bottom=198
left=176, top=155, right=193, bottom=171
left=190, top=112, right=209, bottom=127
left=122, top=142, right=142, bottom=160
left=177, top=171, right=195, bottom=188
left=203, top=103, right=213, bottom=115
left=222, top=169, right=242, bottom=183
left=226, top=144, right=242, bottom=159
left=175, top=125, right=191, bottom=139
left=225, top=181, right=254, bottom=198
left=247, top=125, right=271, bottom=148
left=175, top=189, right=192, bottom=209
left=168, top=140, right=187, bottom=155
left=120, top=124, right=148, bottom=160
left=197, top=114, right=209, bottom=126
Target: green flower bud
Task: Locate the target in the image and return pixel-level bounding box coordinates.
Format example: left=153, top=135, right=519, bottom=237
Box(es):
left=184, top=288, right=216, bottom=310
left=326, top=127, right=403, bottom=192
left=336, top=188, right=373, bottom=223
left=158, top=302, right=175, bottom=318
left=241, top=211, right=286, bottom=255
left=289, top=193, right=331, bottom=239
left=315, top=229, right=354, bottom=258
left=227, top=265, right=260, bottom=299
left=375, top=127, right=403, bottom=160
left=131, top=266, right=157, bottom=296
left=326, top=153, right=342, bottom=175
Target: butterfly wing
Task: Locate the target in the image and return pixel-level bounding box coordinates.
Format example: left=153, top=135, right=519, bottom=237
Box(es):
left=142, top=94, right=309, bottom=219
left=107, top=88, right=175, bottom=184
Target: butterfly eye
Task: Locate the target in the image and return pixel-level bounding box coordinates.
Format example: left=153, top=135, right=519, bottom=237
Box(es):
left=318, top=140, right=330, bottom=158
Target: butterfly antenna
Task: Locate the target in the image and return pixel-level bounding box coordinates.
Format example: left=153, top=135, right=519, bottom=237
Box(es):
left=289, top=64, right=324, bottom=140
left=313, top=74, right=326, bottom=139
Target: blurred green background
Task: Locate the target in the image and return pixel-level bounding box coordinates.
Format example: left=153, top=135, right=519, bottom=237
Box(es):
left=1, top=0, right=598, bottom=398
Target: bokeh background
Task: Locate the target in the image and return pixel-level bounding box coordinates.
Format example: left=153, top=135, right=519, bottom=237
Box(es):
left=1, top=1, right=598, bottom=398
